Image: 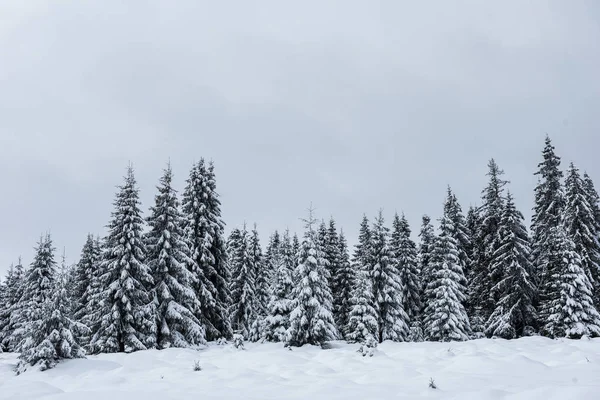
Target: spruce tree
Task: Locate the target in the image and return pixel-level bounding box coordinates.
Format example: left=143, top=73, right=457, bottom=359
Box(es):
left=292, top=234, right=301, bottom=269
left=146, top=165, right=206, bottom=348
left=531, top=136, right=565, bottom=288
left=353, top=215, right=372, bottom=271
left=334, top=230, right=354, bottom=339
left=72, top=235, right=96, bottom=316
left=265, top=230, right=294, bottom=342
left=324, top=219, right=344, bottom=328
left=12, top=235, right=58, bottom=352
left=391, top=213, right=422, bottom=340
left=564, top=163, right=600, bottom=304
left=369, top=210, right=409, bottom=342
left=346, top=269, right=378, bottom=343
left=583, top=172, right=600, bottom=231
left=465, top=205, right=485, bottom=332
left=485, top=192, right=537, bottom=339
left=228, top=226, right=255, bottom=339
left=423, top=214, right=470, bottom=342
left=444, top=188, right=472, bottom=277
left=265, top=231, right=282, bottom=287
left=471, top=159, right=508, bottom=323
left=181, top=160, right=232, bottom=341
left=0, top=259, right=25, bottom=351
left=541, top=226, right=600, bottom=338
left=418, top=215, right=436, bottom=314
left=287, top=208, right=337, bottom=347
left=17, top=275, right=87, bottom=373
left=249, top=226, right=268, bottom=342
left=72, top=235, right=102, bottom=346
left=90, top=166, right=156, bottom=353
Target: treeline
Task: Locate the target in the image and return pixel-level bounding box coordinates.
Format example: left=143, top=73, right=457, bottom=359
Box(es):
left=1, top=136, right=600, bottom=373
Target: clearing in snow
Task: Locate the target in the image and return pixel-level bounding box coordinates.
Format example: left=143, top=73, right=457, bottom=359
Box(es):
left=1, top=337, right=599, bottom=400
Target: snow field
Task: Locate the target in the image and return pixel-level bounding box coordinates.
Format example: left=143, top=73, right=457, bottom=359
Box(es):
left=2, top=336, right=600, bottom=400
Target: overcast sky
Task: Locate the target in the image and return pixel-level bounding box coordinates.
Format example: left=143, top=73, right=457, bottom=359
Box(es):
left=1, top=1, right=599, bottom=274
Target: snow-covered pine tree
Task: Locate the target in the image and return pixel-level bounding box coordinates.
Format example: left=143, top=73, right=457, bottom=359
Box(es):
left=471, top=159, right=508, bottom=323
left=17, top=274, right=87, bottom=373
left=423, top=213, right=470, bottom=342
left=265, top=230, right=295, bottom=342
left=0, top=259, right=25, bottom=351
left=71, top=234, right=102, bottom=346
left=391, top=213, right=422, bottom=340
left=249, top=226, right=268, bottom=342
left=72, top=235, right=96, bottom=315
left=146, top=164, right=206, bottom=349
left=541, top=225, right=600, bottom=338
left=334, top=229, right=354, bottom=339
left=444, top=188, right=472, bottom=278
left=370, top=210, right=409, bottom=343
left=485, top=192, right=537, bottom=339
left=418, top=215, right=436, bottom=315
left=77, top=236, right=104, bottom=347
left=265, top=231, right=282, bottom=287
left=11, top=235, right=58, bottom=352
left=531, top=136, right=565, bottom=289
left=324, top=219, right=344, bottom=329
left=89, top=166, right=156, bottom=353
left=292, top=233, right=301, bottom=269
left=353, top=215, right=372, bottom=270
left=564, top=163, right=600, bottom=305
left=583, top=172, right=600, bottom=232
left=181, top=160, right=232, bottom=341
left=465, top=205, right=485, bottom=332
left=286, top=207, right=337, bottom=347
left=346, top=269, right=378, bottom=343
left=228, top=226, right=255, bottom=339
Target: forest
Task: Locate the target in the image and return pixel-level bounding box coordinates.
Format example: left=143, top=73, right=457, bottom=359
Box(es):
left=1, top=135, right=599, bottom=373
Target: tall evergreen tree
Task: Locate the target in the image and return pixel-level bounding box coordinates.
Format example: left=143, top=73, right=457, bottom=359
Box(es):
left=249, top=226, right=268, bottom=342
left=465, top=205, right=484, bottom=331
left=72, top=235, right=97, bottom=317
left=564, top=163, right=600, bottom=304
left=0, top=259, right=25, bottom=351
left=264, top=230, right=294, bottom=342
left=77, top=236, right=104, bottom=346
left=369, top=211, right=409, bottom=342
left=90, top=166, right=156, bottom=353
left=485, top=192, right=537, bottom=339
left=541, top=226, right=600, bottom=338
left=583, top=172, right=600, bottom=232
left=444, top=188, right=472, bottom=277
left=146, top=165, right=206, bottom=348
left=12, top=235, right=58, bottom=352
left=418, top=215, right=436, bottom=314
left=17, top=275, right=87, bottom=373
left=471, top=159, right=508, bottom=323
left=181, top=160, right=232, bottom=341
left=71, top=235, right=102, bottom=346
left=265, top=231, right=282, bottom=288
left=346, top=269, right=378, bottom=343
left=353, top=215, right=372, bottom=272
left=292, top=233, right=301, bottom=269
left=531, top=136, right=565, bottom=288
left=287, top=208, right=337, bottom=347
left=324, top=219, right=344, bottom=328
left=334, top=230, right=354, bottom=339
left=391, top=213, right=422, bottom=340
left=228, top=226, right=255, bottom=339
left=423, top=214, right=470, bottom=341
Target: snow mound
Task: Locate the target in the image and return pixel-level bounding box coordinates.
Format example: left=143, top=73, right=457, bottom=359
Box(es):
left=1, top=337, right=600, bottom=400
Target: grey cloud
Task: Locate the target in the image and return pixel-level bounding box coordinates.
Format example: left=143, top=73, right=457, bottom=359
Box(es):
left=1, top=1, right=599, bottom=271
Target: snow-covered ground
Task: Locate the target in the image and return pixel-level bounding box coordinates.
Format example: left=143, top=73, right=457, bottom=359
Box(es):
left=2, top=337, right=600, bottom=400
